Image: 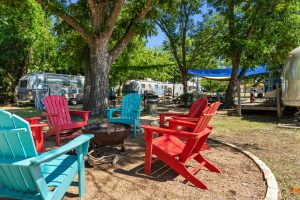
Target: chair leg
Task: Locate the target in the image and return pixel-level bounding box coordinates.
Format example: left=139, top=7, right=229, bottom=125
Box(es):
left=77, top=146, right=85, bottom=197
left=133, top=123, right=137, bottom=138
left=56, top=130, right=60, bottom=146
left=201, top=143, right=210, bottom=150
left=144, top=149, right=152, bottom=175
left=171, top=161, right=208, bottom=189
left=194, top=154, right=221, bottom=173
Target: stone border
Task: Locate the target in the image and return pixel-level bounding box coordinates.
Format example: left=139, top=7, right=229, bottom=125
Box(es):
left=210, top=138, right=280, bottom=200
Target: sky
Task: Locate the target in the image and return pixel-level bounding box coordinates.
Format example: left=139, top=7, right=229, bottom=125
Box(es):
left=145, top=4, right=209, bottom=49
left=146, top=28, right=166, bottom=49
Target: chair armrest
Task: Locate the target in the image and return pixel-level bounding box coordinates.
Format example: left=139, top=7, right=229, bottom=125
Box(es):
left=42, top=112, right=58, bottom=117
left=168, top=119, right=196, bottom=130
left=69, top=110, right=90, bottom=115
left=171, top=117, right=199, bottom=122
left=159, top=112, right=188, bottom=127
left=106, top=107, right=121, bottom=118
left=29, top=123, right=47, bottom=128
left=158, top=112, right=188, bottom=117
left=141, top=125, right=198, bottom=138
left=25, top=117, right=41, bottom=124
left=106, top=107, right=121, bottom=112
left=30, top=134, right=94, bottom=164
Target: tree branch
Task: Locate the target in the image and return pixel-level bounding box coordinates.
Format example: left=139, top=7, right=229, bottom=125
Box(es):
left=35, top=0, right=94, bottom=47
left=188, top=28, right=221, bottom=66
left=109, top=0, right=153, bottom=63
left=156, top=19, right=183, bottom=71
left=105, top=0, right=125, bottom=39
left=87, top=0, right=107, bottom=33
left=238, top=67, right=247, bottom=81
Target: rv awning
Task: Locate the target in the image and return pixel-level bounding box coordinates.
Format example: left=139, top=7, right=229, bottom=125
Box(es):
left=188, top=66, right=267, bottom=81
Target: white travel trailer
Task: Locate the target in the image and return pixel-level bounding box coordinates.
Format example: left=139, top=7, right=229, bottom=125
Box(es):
left=122, top=78, right=197, bottom=98
left=282, top=46, right=300, bottom=107
left=162, top=83, right=184, bottom=97
left=17, top=72, right=85, bottom=104
left=123, top=79, right=165, bottom=97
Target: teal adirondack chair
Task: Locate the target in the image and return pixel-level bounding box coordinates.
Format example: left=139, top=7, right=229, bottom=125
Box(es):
left=0, top=110, right=93, bottom=200
left=106, top=93, right=142, bottom=138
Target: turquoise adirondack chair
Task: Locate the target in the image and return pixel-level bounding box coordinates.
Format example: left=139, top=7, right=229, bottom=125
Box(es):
left=0, top=110, right=93, bottom=200
left=106, top=93, right=142, bottom=138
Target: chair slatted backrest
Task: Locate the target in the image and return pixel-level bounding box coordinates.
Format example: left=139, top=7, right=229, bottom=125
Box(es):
left=121, top=93, right=142, bottom=120
left=187, top=98, right=208, bottom=118
left=44, top=95, right=72, bottom=126
left=179, top=102, right=220, bottom=163
left=0, top=110, right=38, bottom=192
left=192, top=101, right=220, bottom=133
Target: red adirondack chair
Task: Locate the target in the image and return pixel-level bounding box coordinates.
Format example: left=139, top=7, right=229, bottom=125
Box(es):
left=25, top=117, right=47, bottom=152
left=159, top=97, right=208, bottom=128
left=43, top=95, right=90, bottom=146
left=168, top=101, right=221, bottom=150
left=142, top=106, right=220, bottom=189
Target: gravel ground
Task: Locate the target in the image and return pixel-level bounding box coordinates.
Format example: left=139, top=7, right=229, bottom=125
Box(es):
left=52, top=133, right=266, bottom=200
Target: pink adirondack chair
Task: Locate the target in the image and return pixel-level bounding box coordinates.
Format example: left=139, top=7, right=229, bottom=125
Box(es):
left=159, top=97, right=208, bottom=128
left=43, top=95, right=90, bottom=146
left=142, top=106, right=220, bottom=189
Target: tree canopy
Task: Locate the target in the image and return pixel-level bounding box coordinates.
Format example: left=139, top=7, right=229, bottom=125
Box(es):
left=0, top=0, right=299, bottom=110
left=0, top=0, right=56, bottom=103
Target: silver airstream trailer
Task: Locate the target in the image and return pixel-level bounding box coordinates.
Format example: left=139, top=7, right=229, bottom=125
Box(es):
left=282, top=46, right=300, bottom=107
left=17, top=73, right=85, bottom=105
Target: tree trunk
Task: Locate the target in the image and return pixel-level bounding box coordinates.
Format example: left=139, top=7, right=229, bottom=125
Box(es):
left=83, top=43, right=111, bottom=116
left=180, top=70, right=189, bottom=105
left=224, top=52, right=241, bottom=108
left=83, top=47, right=92, bottom=111
left=181, top=72, right=188, bottom=94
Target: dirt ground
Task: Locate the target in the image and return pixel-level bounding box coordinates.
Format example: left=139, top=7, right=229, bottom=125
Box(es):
left=2, top=104, right=268, bottom=200
left=41, top=110, right=266, bottom=200
left=57, top=135, right=266, bottom=200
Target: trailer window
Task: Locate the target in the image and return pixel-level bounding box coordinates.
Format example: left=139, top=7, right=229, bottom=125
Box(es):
left=20, top=80, right=28, bottom=89
left=77, top=79, right=83, bottom=87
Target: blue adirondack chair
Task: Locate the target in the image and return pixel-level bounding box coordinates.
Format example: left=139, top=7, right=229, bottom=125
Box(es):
left=0, top=110, right=93, bottom=200
left=106, top=93, right=142, bottom=138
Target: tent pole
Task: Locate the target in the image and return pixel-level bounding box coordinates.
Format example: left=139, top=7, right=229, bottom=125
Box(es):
left=210, top=80, right=212, bottom=95
left=238, top=82, right=242, bottom=116
left=244, top=81, right=246, bottom=98
left=196, top=76, right=199, bottom=93
left=173, top=69, right=175, bottom=99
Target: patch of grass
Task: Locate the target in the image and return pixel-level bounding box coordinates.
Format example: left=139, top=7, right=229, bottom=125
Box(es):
left=7, top=107, right=42, bottom=118
left=210, top=114, right=300, bottom=199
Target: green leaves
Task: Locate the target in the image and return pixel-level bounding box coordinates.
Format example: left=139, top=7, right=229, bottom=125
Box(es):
left=110, top=36, right=174, bottom=87
left=0, top=0, right=57, bottom=103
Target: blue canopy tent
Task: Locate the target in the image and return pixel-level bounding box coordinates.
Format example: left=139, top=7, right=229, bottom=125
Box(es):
left=188, top=65, right=268, bottom=80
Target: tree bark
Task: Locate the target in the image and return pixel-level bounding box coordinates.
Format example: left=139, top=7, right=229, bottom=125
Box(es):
left=181, top=70, right=188, bottom=94
left=224, top=51, right=241, bottom=108
left=223, top=1, right=241, bottom=108
left=83, top=42, right=111, bottom=116
left=83, top=47, right=92, bottom=111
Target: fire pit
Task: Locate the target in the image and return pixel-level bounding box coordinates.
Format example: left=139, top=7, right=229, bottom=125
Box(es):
left=82, top=122, right=131, bottom=151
